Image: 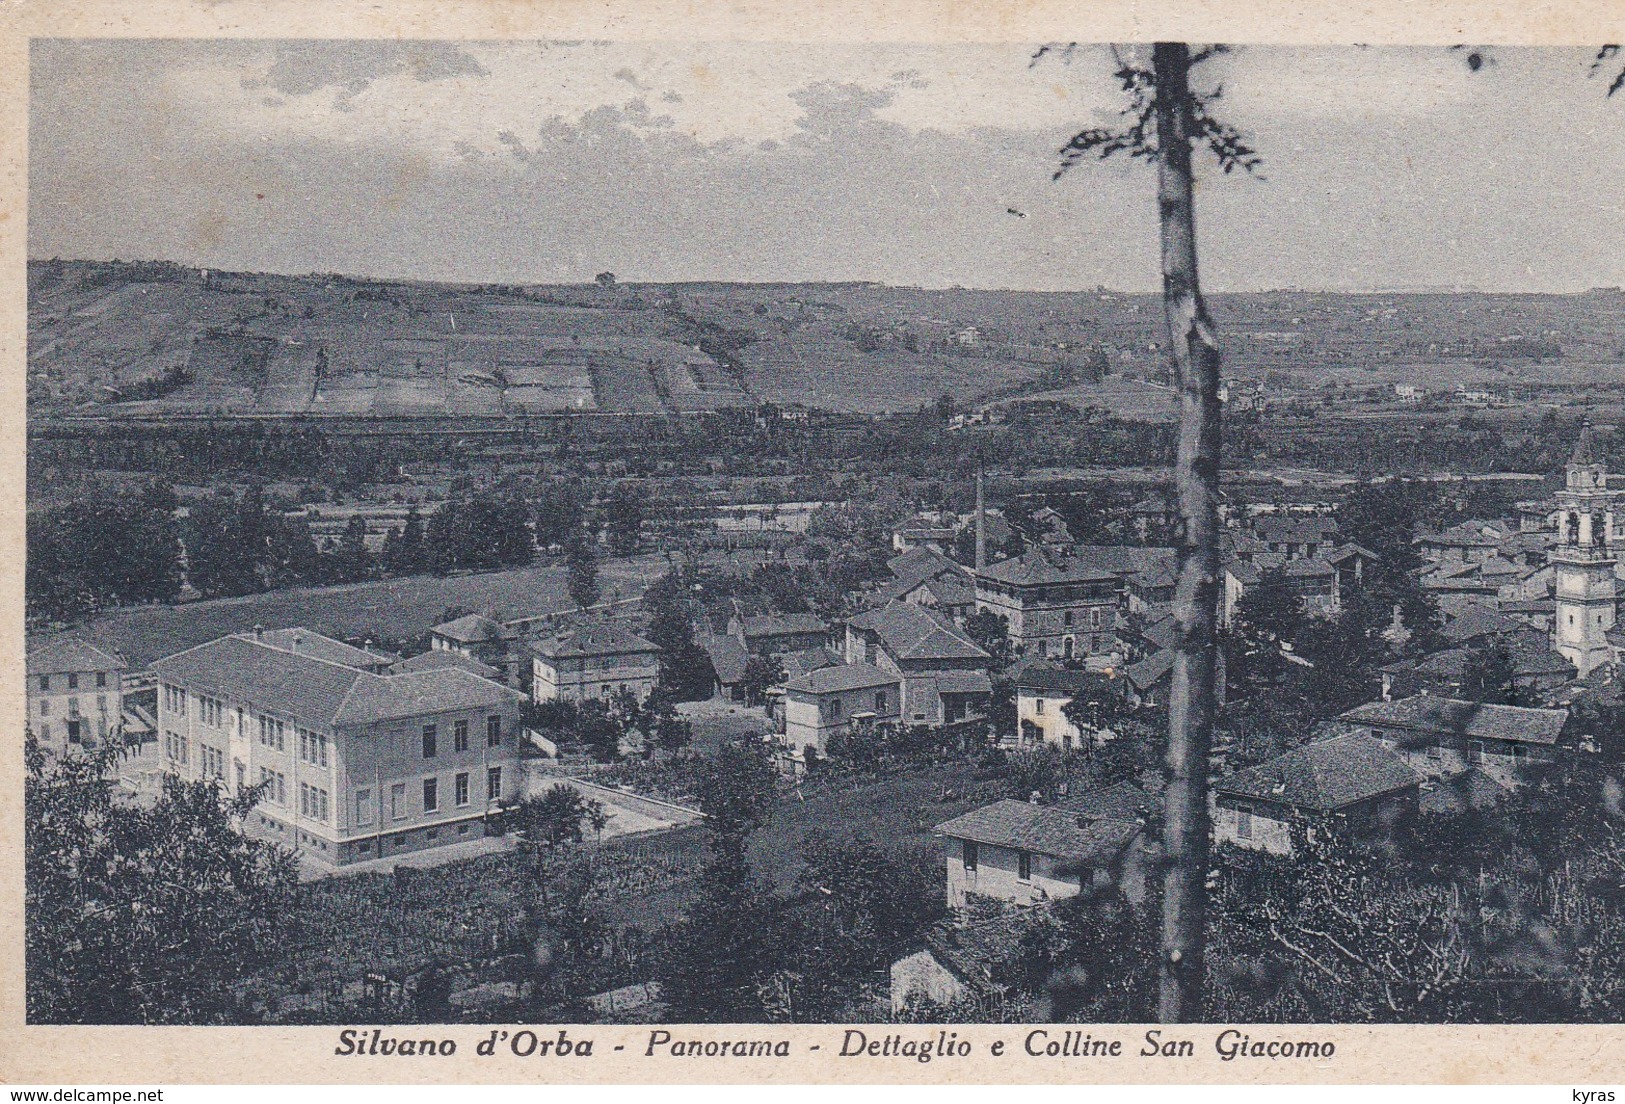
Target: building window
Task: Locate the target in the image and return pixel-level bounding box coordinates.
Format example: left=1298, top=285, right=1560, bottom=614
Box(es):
left=67, top=673, right=78, bottom=690
left=1236, top=804, right=1253, bottom=840
left=38, top=675, right=49, bottom=692
left=355, top=788, right=375, bottom=827
left=487, top=766, right=503, bottom=801
left=454, top=719, right=469, bottom=752
left=963, top=840, right=978, bottom=871
left=487, top=715, right=502, bottom=747
left=1427, top=744, right=1443, bottom=760
left=1512, top=744, right=1530, bottom=765
left=258, top=768, right=286, bottom=806
left=874, top=691, right=887, bottom=712
left=422, top=725, right=437, bottom=759
left=1018, top=851, right=1032, bottom=882
left=423, top=778, right=439, bottom=813
left=38, top=699, right=48, bottom=716
left=96, top=672, right=107, bottom=689
left=1035, top=699, right=1045, bottom=714
left=391, top=782, right=407, bottom=820
left=38, top=722, right=50, bottom=741
left=455, top=772, right=470, bottom=807
left=1468, top=740, right=1485, bottom=764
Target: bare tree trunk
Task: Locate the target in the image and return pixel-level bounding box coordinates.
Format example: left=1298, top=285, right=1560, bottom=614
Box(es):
left=1152, top=41, right=1224, bottom=1024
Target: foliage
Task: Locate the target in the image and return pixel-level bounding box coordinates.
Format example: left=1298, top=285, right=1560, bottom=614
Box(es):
left=605, top=481, right=645, bottom=556
left=564, top=532, right=600, bottom=611
left=27, top=481, right=183, bottom=620
left=964, top=609, right=1013, bottom=669
left=740, top=655, right=786, bottom=706
left=25, top=738, right=297, bottom=1023
left=426, top=491, right=534, bottom=573
left=657, top=739, right=781, bottom=1021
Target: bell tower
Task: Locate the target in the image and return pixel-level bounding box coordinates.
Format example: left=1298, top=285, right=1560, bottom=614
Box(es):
left=1553, top=420, right=1617, bottom=679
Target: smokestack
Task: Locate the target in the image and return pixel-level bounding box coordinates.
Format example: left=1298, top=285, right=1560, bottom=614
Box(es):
left=975, top=459, right=986, bottom=572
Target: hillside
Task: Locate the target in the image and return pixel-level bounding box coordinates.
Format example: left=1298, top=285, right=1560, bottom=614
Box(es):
left=27, top=260, right=1625, bottom=418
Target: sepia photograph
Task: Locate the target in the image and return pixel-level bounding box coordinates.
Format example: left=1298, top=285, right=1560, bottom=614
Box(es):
left=8, top=2, right=1625, bottom=1088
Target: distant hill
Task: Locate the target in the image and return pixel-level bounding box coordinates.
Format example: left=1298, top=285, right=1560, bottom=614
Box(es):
left=26, top=259, right=1625, bottom=418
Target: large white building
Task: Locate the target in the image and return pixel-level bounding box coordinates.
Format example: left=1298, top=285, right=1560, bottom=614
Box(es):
left=151, top=627, right=526, bottom=866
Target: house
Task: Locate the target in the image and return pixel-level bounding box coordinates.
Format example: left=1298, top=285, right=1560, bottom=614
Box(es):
left=1417, top=522, right=1508, bottom=566
left=1212, top=733, right=1424, bottom=856
left=975, top=550, right=1122, bottom=662
left=149, top=627, right=527, bottom=865
left=934, top=789, right=1149, bottom=908
left=431, top=613, right=509, bottom=664
left=891, top=909, right=1033, bottom=1015
left=844, top=602, right=993, bottom=726
left=26, top=639, right=128, bottom=757
left=881, top=570, right=978, bottom=624
left=728, top=611, right=830, bottom=656
left=781, top=662, right=901, bottom=755
left=1249, top=516, right=1340, bottom=561
left=1014, top=665, right=1100, bottom=749
left=529, top=625, right=662, bottom=704
left=1336, top=695, right=1569, bottom=789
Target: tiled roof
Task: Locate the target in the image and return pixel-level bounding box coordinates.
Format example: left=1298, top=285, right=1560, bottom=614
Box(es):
left=739, top=612, right=828, bottom=638
left=1015, top=662, right=1093, bottom=695
left=784, top=661, right=899, bottom=695
left=1252, top=517, right=1340, bottom=544
left=530, top=624, right=660, bottom=659
left=331, top=667, right=524, bottom=726
left=151, top=634, right=522, bottom=732
left=1060, top=781, right=1158, bottom=823
left=26, top=639, right=126, bottom=676
left=780, top=646, right=841, bottom=681
left=390, top=650, right=501, bottom=679
left=933, top=670, right=994, bottom=695
left=152, top=634, right=361, bottom=731
left=1341, top=695, right=1568, bottom=746
left=935, top=800, right=1142, bottom=865
left=848, top=602, right=989, bottom=663
left=1214, top=733, right=1422, bottom=812
left=1124, top=649, right=1175, bottom=691
left=432, top=613, right=508, bottom=644
left=976, top=549, right=1118, bottom=588
left=1324, top=542, right=1380, bottom=564
left=256, top=628, right=398, bottom=669
left=1440, top=607, right=1524, bottom=644
left=887, top=546, right=969, bottom=588
left=700, top=633, right=750, bottom=685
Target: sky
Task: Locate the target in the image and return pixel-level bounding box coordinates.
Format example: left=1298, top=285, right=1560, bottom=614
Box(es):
left=27, top=40, right=1625, bottom=292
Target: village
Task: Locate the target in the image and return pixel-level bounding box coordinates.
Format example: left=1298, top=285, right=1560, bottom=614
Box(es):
left=24, top=400, right=1625, bottom=1023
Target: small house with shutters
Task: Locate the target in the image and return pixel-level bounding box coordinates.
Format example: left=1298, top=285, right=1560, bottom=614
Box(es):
left=1335, top=694, right=1569, bottom=790
left=781, top=662, right=901, bottom=755
left=1212, top=733, right=1424, bottom=856
left=934, top=784, right=1152, bottom=909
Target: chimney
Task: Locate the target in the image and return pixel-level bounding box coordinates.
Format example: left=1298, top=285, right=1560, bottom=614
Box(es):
left=975, top=459, right=987, bottom=572
left=253, top=624, right=264, bottom=642
left=291, top=631, right=303, bottom=653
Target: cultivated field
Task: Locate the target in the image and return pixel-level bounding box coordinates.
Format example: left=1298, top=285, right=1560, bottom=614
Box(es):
left=29, top=260, right=1625, bottom=418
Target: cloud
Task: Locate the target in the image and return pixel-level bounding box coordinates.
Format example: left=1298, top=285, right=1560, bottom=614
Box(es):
left=249, top=40, right=489, bottom=99
left=26, top=42, right=1625, bottom=292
